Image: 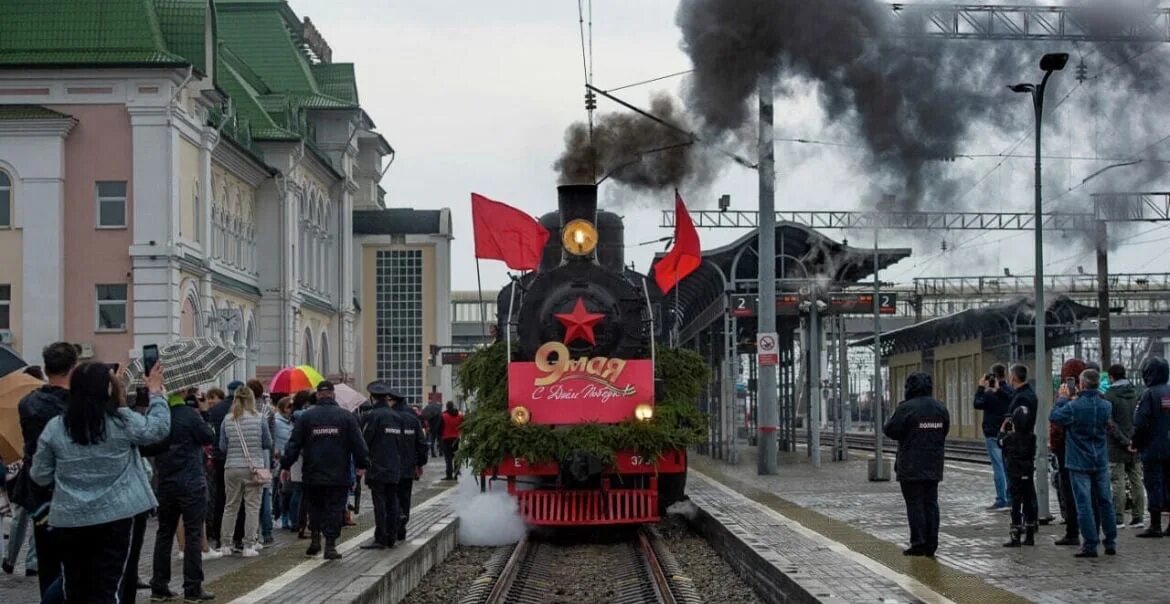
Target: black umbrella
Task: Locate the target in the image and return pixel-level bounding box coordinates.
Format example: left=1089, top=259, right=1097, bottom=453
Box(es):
left=0, top=345, right=27, bottom=380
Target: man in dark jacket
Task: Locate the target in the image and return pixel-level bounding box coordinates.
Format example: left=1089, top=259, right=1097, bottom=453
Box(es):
left=1052, top=358, right=1087, bottom=546
left=974, top=363, right=1012, bottom=511
left=1133, top=357, right=1170, bottom=538
left=143, top=395, right=216, bottom=601
left=280, top=381, right=370, bottom=560
left=16, top=341, right=77, bottom=596
left=883, top=372, right=950, bottom=557
left=206, top=382, right=238, bottom=550
left=420, top=400, right=443, bottom=457
left=359, top=382, right=404, bottom=550
left=1006, top=364, right=1038, bottom=431
left=392, top=394, right=429, bottom=541
left=1104, top=364, right=1144, bottom=528
left=1050, top=368, right=1120, bottom=558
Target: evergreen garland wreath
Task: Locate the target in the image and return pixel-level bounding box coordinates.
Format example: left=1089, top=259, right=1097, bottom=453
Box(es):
left=454, top=341, right=710, bottom=473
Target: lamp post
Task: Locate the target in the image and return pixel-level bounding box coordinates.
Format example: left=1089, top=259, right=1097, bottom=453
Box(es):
left=1010, top=51, right=1068, bottom=521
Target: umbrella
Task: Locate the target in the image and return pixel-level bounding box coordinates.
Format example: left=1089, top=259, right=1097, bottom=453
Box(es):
left=333, top=382, right=366, bottom=412
left=268, top=365, right=325, bottom=394
left=0, top=371, right=43, bottom=463
left=126, top=338, right=238, bottom=392
left=0, top=345, right=27, bottom=381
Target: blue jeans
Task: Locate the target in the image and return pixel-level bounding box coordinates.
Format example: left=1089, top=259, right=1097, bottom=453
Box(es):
left=985, top=436, right=1010, bottom=507
left=260, top=486, right=273, bottom=539
left=1069, top=468, right=1117, bottom=552
left=284, top=484, right=302, bottom=530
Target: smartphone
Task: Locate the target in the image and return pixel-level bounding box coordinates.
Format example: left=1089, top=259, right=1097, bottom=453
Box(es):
left=1065, top=377, right=1077, bottom=391
left=106, top=362, right=120, bottom=374
left=142, top=344, right=160, bottom=378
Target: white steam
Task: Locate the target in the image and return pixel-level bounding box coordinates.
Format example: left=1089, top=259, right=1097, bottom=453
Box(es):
left=666, top=499, right=699, bottom=521
left=453, top=471, right=529, bottom=546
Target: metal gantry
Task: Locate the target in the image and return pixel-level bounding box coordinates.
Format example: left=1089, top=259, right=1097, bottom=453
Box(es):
left=661, top=209, right=1097, bottom=231
left=890, top=3, right=1170, bottom=42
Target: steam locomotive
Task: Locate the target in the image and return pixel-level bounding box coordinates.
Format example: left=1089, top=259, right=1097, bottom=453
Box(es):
left=488, top=184, right=687, bottom=526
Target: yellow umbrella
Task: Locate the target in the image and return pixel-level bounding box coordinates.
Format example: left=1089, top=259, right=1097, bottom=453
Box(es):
left=0, top=371, right=43, bottom=463
left=296, top=365, right=326, bottom=384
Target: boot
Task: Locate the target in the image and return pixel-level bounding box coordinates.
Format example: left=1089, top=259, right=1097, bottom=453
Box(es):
left=1137, top=512, right=1163, bottom=538
left=324, top=539, right=342, bottom=560
left=1054, top=530, right=1080, bottom=546
left=306, top=532, right=322, bottom=556
left=1002, top=526, right=1022, bottom=548
left=1023, top=524, right=1036, bottom=546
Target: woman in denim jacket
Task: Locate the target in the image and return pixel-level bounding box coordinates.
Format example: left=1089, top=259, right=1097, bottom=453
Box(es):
left=31, top=361, right=170, bottom=603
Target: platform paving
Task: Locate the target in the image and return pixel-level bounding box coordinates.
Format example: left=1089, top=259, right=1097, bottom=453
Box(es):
left=0, top=470, right=453, bottom=604
left=692, top=446, right=1166, bottom=604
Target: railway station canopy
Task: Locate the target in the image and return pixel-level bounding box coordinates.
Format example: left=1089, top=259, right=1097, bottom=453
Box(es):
left=650, top=222, right=911, bottom=344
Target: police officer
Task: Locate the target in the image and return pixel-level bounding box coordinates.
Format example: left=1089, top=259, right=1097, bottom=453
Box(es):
left=883, top=372, right=950, bottom=557
left=280, top=381, right=369, bottom=560
left=359, top=381, right=403, bottom=549
left=391, top=393, right=428, bottom=541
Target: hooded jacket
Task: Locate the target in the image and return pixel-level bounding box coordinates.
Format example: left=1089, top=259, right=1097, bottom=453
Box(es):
left=998, top=405, right=1036, bottom=476
left=1104, top=379, right=1140, bottom=463
left=393, top=401, right=428, bottom=472
left=883, top=373, right=950, bottom=482
left=1133, top=358, right=1170, bottom=461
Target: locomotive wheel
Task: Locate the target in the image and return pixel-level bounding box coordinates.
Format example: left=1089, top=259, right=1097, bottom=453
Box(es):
left=658, top=472, right=687, bottom=514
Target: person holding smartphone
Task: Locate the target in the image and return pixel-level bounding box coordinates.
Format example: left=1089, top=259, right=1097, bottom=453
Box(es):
left=974, top=364, right=1012, bottom=511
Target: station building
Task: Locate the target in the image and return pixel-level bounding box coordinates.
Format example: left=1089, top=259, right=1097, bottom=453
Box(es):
left=0, top=0, right=451, bottom=397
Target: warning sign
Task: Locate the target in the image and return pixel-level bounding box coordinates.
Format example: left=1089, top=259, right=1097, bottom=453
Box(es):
left=757, top=332, right=779, bottom=366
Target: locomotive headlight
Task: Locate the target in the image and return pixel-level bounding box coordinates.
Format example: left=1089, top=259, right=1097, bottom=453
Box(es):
left=562, top=219, right=598, bottom=256
left=634, top=404, right=654, bottom=422
left=510, top=406, right=531, bottom=425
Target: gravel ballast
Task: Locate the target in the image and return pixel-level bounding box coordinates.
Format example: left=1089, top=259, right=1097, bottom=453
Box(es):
left=401, top=545, right=498, bottom=604
left=657, top=515, right=763, bottom=603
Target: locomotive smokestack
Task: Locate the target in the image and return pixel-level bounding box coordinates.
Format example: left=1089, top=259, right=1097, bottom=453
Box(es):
left=557, top=184, right=599, bottom=265
left=557, top=184, right=598, bottom=228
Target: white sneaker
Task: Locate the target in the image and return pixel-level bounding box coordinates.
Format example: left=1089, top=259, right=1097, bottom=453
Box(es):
left=202, top=549, right=224, bottom=561
left=241, top=547, right=260, bottom=558
left=219, top=546, right=235, bottom=557
left=253, top=541, right=264, bottom=550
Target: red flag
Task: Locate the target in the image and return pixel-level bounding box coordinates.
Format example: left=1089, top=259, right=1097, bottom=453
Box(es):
left=471, top=193, right=549, bottom=271
left=653, top=191, right=702, bottom=294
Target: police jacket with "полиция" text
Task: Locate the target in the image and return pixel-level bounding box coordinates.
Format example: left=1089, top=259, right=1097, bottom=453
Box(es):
left=361, top=401, right=404, bottom=484
left=884, top=375, right=950, bottom=483
left=281, top=398, right=369, bottom=487
left=393, top=402, right=428, bottom=471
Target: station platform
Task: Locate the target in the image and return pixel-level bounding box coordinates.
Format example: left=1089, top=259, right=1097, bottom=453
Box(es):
left=691, top=446, right=1164, bottom=604
left=0, top=472, right=455, bottom=604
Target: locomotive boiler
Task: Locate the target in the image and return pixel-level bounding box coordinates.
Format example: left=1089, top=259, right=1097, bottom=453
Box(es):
left=487, top=184, right=687, bottom=526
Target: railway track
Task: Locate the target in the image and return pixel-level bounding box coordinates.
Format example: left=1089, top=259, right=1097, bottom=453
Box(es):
left=461, top=526, right=701, bottom=604
left=805, top=431, right=992, bottom=465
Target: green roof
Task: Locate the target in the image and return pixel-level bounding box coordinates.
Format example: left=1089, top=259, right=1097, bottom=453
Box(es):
left=0, top=105, right=73, bottom=120
left=153, top=0, right=212, bottom=74
left=311, top=63, right=358, bottom=105
left=0, top=0, right=189, bottom=68
left=215, top=4, right=317, bottom=94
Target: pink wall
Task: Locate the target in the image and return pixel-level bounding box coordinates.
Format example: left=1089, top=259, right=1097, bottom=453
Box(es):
left=52, top=104, right=134, bottom=365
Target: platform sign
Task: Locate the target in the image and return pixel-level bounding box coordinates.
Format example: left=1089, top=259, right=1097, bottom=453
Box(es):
left=508, top=341, right=653, bottom=424
left=829, top=292, right=898, bottom=315
left=757, top=332, right=779, bottom=366
left=441, top=350, right=473, bottom=365
left=729, top=293, right=803, bottom=317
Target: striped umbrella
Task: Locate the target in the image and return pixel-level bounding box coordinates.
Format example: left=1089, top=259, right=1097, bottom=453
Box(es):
left=126, top=338, right=238, bottom=392
left=268, top=365, right=325, bottom=394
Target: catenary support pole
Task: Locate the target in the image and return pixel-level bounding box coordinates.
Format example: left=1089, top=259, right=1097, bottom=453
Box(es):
left=809, top=303, right=821, bottom=468
left=1096, top=221, right=1112, bottom=367
left=870, top=227, right=889, bottom=481
left=757, top=71, right=779, bottom=475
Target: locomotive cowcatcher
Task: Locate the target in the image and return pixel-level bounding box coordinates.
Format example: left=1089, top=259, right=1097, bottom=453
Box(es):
left=486, top=184, right=686, bottom=526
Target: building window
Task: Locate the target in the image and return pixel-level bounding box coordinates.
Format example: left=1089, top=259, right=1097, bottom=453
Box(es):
left=375, top=250, right=423, bottom=404
left=96, top=284, right=128, bottom=331
left=0, top=284, right=9, bottom=329
left=96, top=181, right=127, bottom=228
left=0, top=170, right=11, bottom=228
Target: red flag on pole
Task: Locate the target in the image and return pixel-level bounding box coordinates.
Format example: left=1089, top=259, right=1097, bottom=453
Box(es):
left=471, top=193, right=549, bottom=271
left=653, top=190, right=702, bottom=294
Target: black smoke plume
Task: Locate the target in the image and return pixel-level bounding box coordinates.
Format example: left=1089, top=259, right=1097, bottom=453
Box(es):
left=675, top=0, right=1167, bottom=211
left=554, top=93, right=720, bottom=192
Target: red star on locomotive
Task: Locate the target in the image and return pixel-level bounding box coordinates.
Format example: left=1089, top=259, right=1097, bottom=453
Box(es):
left=554, top=297, right=605, bottom=345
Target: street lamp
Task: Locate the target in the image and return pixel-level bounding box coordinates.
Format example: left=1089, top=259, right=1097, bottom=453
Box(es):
left=1009, top=51, right=1068, bottom=522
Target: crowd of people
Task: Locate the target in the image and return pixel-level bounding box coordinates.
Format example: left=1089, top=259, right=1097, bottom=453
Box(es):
left=1, top=342, right=463, bottom=603
left=885, top=354, right=1170, bottom=560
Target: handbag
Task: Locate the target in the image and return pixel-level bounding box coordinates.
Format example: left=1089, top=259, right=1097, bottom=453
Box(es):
left=234, top=418, right=273, bottom=486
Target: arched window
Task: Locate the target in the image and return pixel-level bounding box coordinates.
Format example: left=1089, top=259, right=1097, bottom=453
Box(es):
left=319, top=332, right=329, bottom=375
left=0, top=169, right=12, bottom=228
left=303, top=327, right=314, bottom=366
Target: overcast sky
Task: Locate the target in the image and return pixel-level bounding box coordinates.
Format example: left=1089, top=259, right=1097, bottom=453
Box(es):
left=303, top=0, right=1170, bottom=295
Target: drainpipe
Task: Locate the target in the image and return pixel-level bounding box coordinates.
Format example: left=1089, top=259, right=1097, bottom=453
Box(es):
left=169, top=66, right=195, bottom=107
